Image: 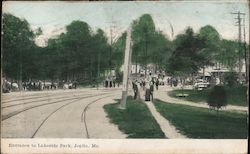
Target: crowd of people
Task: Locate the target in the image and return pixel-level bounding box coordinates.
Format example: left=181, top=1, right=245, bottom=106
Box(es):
left=131, top=76, right=160, bottom=102
left=2, top=79, right=78, bottom=93
left=104, top=76, right=120, bottom=88
left=2, top=74, right=185, bottom=95
left=130, top=75, right=189, bottom=101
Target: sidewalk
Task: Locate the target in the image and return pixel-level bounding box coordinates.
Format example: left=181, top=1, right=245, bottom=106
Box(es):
left=154, top=86, right=248, bottom=112
left=85, top=95, right=127, bottom=139
left=144, top=101, right=187, bottom=138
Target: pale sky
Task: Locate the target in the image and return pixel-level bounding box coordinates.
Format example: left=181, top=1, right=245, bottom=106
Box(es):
left=3, top=1, right=249, bottom=47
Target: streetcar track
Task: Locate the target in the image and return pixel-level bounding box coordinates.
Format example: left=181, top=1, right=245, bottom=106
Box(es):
left=31, top=97, right=87, bottom=138
left=1, top=93, right=98, bottom=109
left=2, top=96, right=81, bottom=109
left=81, top=95, right=114, bottom=138
left=2, top=94, right=53, bottom=104
left=2, top=88, right=119, bottom=103
left=31, top=94, right=114, bottom=138
left=2, top=93, right=108, bottom=121
left=2, top=90, right=92, bottom=104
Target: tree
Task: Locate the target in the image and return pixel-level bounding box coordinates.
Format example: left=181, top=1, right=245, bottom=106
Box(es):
left=197, top=25, right=221, bottom=78
left=112, top=32, right=126, bottom=71
left=207, top=85, right=227, bottom=112
left=224, top=72, right=238, bottom=87
left=92, top=29, right=110, bottom=83
left=218, top=39, right=242, bottom=70
left=149, top=31, right=173, bottom=71
left=39, top=38, right=62, bottom=81
left=3, top=13, right=36, bottom=89
left=54, top=21, right=93, bottom=81
left=27, top=20, right=111, bottom=85
left=167, top=27, right=204, bottom=76
left=166, top=27, right=208, bottom=94
left=132, top=14, right=156, bottom=74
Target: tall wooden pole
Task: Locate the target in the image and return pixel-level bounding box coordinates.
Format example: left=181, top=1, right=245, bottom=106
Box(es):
left=231, top=12, right=245, bottom=79
left=120, top=25, right=132, bottom=109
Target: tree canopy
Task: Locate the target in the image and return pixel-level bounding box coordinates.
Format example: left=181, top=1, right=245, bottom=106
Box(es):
left=167, top=27, right=204, bottom=76
left=3, top=13, right=36, bottom=83
left=2, top=13, right=246, bottom=86
left=131, top=14, right=173, bottom=73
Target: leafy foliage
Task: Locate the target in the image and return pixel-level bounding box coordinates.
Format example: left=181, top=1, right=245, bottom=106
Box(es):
left=169, top=85, right=247, bottom=106
left=167, top=27, right=204, bottom=76
left=224, top=72, right=238, bottom=87
left=207, top=85, right=227, bottom=110
left=197, top=25, right=221, bottom=69
left=3, top=13, right=36, bottom=82
left=3, top=14, right=111, bottom=83
left=2, top=13, right=247, bottom=86
left=218, top=39, right=243, bottom=69
left=131, top=14, right=172, bottom=71
left=112, top=32, right=126, bottom=71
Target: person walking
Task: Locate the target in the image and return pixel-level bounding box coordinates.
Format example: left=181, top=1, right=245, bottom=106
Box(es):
left=105, top=79, right=108, bottom=88
left=155, top=78, right=159, bottom=90
left=149, top=81, right=154, bottom=101
left=136, top=80, right=141, bottom=100
left=109, top=78, right=112, bottom=88
left=145, top=81, right=151, bottom=101
left=132, top=80, right=138, bottom=100
left=142, top=79, right=146, bottom=91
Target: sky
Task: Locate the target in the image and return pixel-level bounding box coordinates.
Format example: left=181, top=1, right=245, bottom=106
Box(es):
left=3, top=1, right=249, bottom=47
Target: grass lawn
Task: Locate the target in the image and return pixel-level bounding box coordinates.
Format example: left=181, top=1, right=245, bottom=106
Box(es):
left=103, top=96, right=165, bottom=138
left=168, top=85, right=247, bottom=106
left=154, top=99, right=248, bottom=139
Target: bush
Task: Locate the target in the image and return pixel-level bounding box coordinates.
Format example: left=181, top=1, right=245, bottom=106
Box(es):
left=224, top=72, right=238, bottom=87
left=207, top=85, right=227, bottom=110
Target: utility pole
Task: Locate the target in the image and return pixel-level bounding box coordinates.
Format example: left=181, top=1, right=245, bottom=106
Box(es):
left=231, top=11, right=245, bottom=79
left=232, top=11, right=249, bottom=114
left=243, top=17, right=249, bottom=115
left=120, top=24, right=132, bottom=109
left=107, top=14, right=120, bottom=86
left=248, top=5, right=250, bottom=117
left=242, top=18, right=248, bottom=87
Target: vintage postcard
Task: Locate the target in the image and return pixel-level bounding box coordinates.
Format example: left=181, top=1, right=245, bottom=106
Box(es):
left=1, top=0, right=249, bottom=153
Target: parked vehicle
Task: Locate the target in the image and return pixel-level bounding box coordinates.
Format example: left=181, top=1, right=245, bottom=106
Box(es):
left=194, top=79, right=210, bottom=90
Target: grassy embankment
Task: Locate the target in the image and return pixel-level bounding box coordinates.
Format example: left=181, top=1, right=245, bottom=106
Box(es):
left=168, top=85, right=247, bottom=106
left=154, top=99, right=248, bottom=139
left=104, top=96, right=165, bottom=138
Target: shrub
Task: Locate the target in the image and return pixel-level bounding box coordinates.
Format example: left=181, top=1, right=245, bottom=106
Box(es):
left=207, top=85, right=227, bottom=111
left=224, top=72, right=238, bottom=87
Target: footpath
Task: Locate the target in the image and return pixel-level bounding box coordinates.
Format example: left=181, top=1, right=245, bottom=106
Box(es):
left=144, top=101, right=187, bottom=138
left=141, top=85, right=247, bottom=139
left=154, top=86, right=248, bottom=113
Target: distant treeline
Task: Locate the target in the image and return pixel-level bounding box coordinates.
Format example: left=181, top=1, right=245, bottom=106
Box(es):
left=2, top=13, right=247, bottom=87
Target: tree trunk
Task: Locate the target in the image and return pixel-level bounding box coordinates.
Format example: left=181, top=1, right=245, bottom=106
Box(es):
left=19, top=51, right=23, bottom=91
left=191, top=73, right=195, bottom=88
left=203, top=66, right=205, bottom=80
left=97, top=53, right=100, bottom=90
